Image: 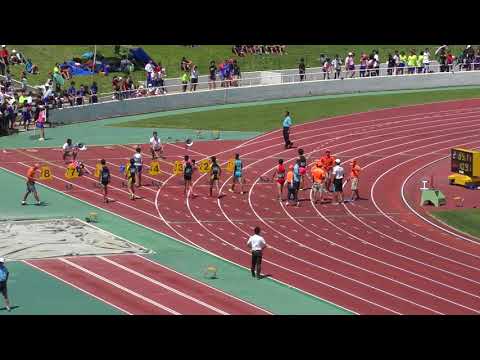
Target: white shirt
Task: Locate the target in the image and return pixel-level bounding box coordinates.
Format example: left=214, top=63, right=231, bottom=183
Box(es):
left=63, top=143, right=73, bottom=151
left=133, top=153, right=142, bottom=166
left=150, top=136, right=162, bottom=150
left=145, top=63, right=154, bottom=73
left=247, top=234, right=266, bottom=252
left=423, top=52, right=430, bottom=64
left=332, top=165, right=345, bottom=179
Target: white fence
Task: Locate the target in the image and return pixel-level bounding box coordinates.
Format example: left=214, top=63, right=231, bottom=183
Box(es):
left=63, top=61, right=477, bottom=108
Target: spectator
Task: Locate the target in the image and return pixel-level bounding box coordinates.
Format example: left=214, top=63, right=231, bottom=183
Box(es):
left=423, top=48, right=431, bottom=73
left=446, top=51, right=454, bottom=72
left=208, top=60, right=217, bottom=89
left=144, top=60, right=154, bottom=85
left=190, top=65, right=199, bottom=91
left=298, top=58, right=306, bottom=81
left=232, top=45, right=245, bottom=57
left=0, top=56, right=5, bottom=76
left=387, top=53, right=395, bottom=75
left=345, top=52, right=355, bottom=78
left=407, top=50, right=417, bottom=74
left=437, top=46, right=448, bottom=72
left=319, top=54, right=326, bottom=67
left=399, top=51, right=407, bottom=75
left=232, top=60, right=241, bottom=86
left=416, top=52, right=424, bottom=74
left=25, top=58, right=39, bottom=74
left=9, top=49, right=25, bottom=65
left=331, top=55, right=342, bottom=79
left=90, top=81, right=98, bottom=103
left=366, top=54, right=375, bottom=76
left=180, top=56, right=192, bottom=72
left=393, top=50, right=400, bottom=75
left=157, top=63, right=167, bottom=94
left=76, top=85, right=86, bottom=106
left=181, top=70, right=190, bottom=92
left=0, top=45, right=9, bottom=67
left=59, top=62, right=71, bottom=80
left=373, top=50, right=380, bottom=76
left=322, top=57, right=332, bottom=80
left=359, top=53, right=368, bottom=77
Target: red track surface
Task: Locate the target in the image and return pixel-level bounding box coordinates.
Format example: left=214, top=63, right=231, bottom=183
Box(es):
left=3, top=98, right=480, bottom=314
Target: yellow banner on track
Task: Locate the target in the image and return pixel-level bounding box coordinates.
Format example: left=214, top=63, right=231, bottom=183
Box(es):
left=94, top=163, right=102, bottom=178
left=198, top=159, right=211, bottom=174
left=64, top=166, right=79, bottom=179
left=173, top=160, right=183, bottom=176
left=40, top=166, right=53, bottom=180
left=225, top=159, right=235, bottom=173
left=149, top=161, right=160, bottom=176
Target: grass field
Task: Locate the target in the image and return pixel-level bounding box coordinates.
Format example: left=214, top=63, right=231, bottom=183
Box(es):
left=431, top=209, right=480, bottom=240
left=111, top=87, right=480, bottom=131
left=6, top=45, right=467, bottom=93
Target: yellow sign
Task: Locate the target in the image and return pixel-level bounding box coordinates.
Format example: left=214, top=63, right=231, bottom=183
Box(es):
left=65, top=166, right=79, bottom=179
left=40, top=166, right=53, bottom=180
left=451, top=148, right=480, bottom=177
left=173, top=160, right=183, bottom=176
left=225, top=159, right=235, bottom=173
left=198, top=159, right=211, bottom=174
left=94, top=163, right=102, bottom=178
left=149, top=161, right=160, bottom=176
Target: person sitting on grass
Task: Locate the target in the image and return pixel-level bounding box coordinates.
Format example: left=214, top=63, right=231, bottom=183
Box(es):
left=25, top=59, right=39, bottom=74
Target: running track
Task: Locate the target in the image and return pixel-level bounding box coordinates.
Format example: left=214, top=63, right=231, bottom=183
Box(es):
left=2, top=98, right=480, bottom=315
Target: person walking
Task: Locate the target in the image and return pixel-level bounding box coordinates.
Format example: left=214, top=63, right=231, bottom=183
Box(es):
left=0, top=258, right=11, bottom=312
left=332, top=159, right=345, bottom=205
left=229, top=153, right=245, bottom=194
left=99, top=159, right=111, bottom=203
left=22, top=164, right=41, bottom=205
left=282, top=111, right=293, bottom=149
left=246, top=227, right=266, bottom=280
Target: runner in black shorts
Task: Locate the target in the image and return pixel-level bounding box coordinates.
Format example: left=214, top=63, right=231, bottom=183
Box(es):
left=209, top=156, right=223, bottom=198
left=183, top=155, right=196, bottom=197
left=98, top=159, right=111, bottom=203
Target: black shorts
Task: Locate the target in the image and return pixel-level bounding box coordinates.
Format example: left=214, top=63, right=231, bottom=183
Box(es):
left=184, top=175, right=192, bottom=181
left=26, top=181, right=36, bottom=193
left=333, top=178, right=343, bottom=193
left=191, top=78, right=198, bottom=84
left=211, top=175, right=219, bottom=183
left=0, top=281, right=7, bottom=297
left=101, top=180, right=109, bottom=187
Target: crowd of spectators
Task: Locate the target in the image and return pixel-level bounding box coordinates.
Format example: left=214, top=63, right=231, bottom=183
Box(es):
left=300, top=45, right=480, bottom=81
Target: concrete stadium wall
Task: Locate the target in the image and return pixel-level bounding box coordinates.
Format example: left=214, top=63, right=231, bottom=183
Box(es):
left=49, top=70, right=480, bottom=125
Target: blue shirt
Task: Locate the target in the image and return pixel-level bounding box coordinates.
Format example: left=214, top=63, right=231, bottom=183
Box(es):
left=283, top=116, right=292, bottom=128
left=0, top=265, right=9, bottom=282
left=234, top=159, right=242, bottom=176
left=293, top=163, right=301, bottom=182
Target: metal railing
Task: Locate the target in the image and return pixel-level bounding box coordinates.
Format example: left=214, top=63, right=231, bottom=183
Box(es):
left=46, top=61, right=480, bottom=110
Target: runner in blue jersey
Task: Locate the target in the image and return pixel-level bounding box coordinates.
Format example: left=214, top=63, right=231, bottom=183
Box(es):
left=229, top=153, right=246, bottom=194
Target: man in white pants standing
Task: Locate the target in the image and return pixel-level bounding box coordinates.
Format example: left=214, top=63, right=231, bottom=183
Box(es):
left=247, top=227, right=266, bottom=280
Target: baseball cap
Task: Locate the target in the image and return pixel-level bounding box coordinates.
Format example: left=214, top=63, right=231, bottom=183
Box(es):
left=335, top=159, right=341, bottom=164
left=0, top=257, right=4, bottom=263
left=1, top=45, right=6, bottom=48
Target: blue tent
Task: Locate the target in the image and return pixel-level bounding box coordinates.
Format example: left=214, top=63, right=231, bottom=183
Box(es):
left=130, top=47, right=157, bottom=67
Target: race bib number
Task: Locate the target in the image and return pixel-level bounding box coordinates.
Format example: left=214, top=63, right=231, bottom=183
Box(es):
left=173, top=160, right=183, bottom=176
left=198, top=159, right=211, bottom=174
left=65, top=166, right=79, bottom=179
left=226, top=159, right=235, bottom=173
left=40, top=166, right=52, bottom=180
left=94, top=163, right=102, bottom=178
left=149, top=161, right=160, bottom=175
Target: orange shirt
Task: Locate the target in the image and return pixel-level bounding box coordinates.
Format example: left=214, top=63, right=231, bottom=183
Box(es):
left=311, top=167, right=326, bottom=183
left=351, top=164, right=361, bottom=178
left=286, top=170, right=294, bottom=183
left=320, top=155, right=336, bottom=171
left=27, top=167, right=36, bottom=183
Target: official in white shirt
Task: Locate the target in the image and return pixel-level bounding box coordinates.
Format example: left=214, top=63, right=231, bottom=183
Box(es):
left=332, top=158, right=345, bottom=205
left=149, top=131, right=166, bottom=159
left=246, top=227, right=266, bottom=279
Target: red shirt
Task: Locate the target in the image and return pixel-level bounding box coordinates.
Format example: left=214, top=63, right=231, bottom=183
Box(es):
left=277, top=164, right=286, bottom=179
left=0, top=49, right=9, bottom=58
left=320, top=155, right=336, bottom=171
